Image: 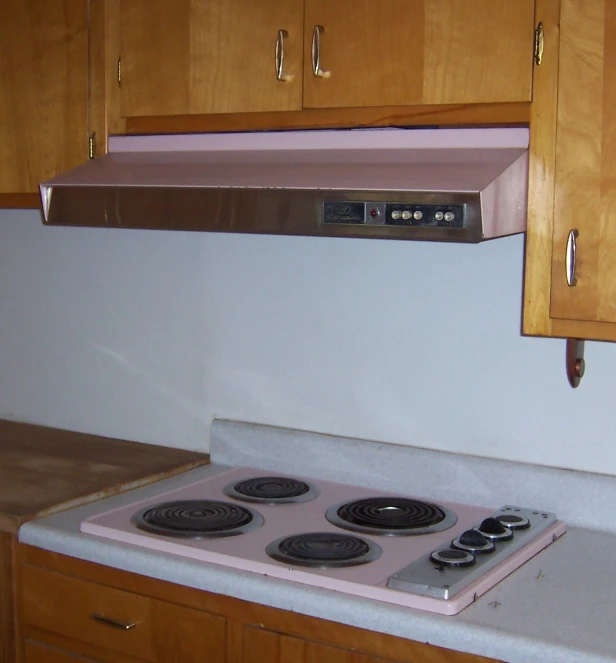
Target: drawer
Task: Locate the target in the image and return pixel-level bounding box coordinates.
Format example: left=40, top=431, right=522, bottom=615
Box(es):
left=21, top=565, right=155, bottom=661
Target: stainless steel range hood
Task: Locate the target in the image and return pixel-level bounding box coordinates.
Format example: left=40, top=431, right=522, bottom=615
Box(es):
left=40, top=128, right=529, bottom=243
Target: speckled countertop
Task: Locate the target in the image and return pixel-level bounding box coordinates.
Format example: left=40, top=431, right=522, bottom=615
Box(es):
left=19, top=420, right=616, bottom=663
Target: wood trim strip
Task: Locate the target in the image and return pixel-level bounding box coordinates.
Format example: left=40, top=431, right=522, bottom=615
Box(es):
left=0, top=533, right=16, bottom=663
left=0, top=194, right=40, bottom=209
left=522, top=0, right=561, bottom=338
left=124, top=102, right=530, bottom=135
left=89, top=0, right=125, bottom=157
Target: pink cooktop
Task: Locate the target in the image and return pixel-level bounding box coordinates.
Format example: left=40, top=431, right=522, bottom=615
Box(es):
left=81, top=467, right=565, bottom=615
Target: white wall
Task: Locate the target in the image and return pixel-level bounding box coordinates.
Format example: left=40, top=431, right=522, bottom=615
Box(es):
left=1, top=209, right=615, bottom=474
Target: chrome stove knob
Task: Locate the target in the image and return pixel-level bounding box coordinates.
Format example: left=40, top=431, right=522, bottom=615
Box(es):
left=430, top=548, right=475, bottom=568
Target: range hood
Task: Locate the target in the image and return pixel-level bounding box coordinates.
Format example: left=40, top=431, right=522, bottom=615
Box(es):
left=40, top=127, right=529, bottom=243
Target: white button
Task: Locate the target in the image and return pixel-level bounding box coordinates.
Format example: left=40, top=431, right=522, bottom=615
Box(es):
left=391, top=210, right=401, bottom=220
left=434, top=211, right=444, bottom=221
left=401, top=211, right=411, bottom=220
left=444, top=212, right=455, bottom=222
left=413, top=211, right=423, bottom=220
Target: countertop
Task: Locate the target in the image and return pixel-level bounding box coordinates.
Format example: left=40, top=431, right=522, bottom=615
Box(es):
left=0, top=419, right=209, bottom=534
left=18, top=419, right=616, bottom=663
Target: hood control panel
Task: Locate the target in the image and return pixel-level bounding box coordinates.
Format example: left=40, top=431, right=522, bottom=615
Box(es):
left=323, top=201, right=465, bottom=229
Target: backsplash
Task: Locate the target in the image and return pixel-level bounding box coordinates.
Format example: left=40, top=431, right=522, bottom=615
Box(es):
left=1, top=209, right=615, bottom=474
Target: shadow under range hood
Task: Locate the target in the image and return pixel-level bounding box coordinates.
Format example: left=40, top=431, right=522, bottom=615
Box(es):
left=40, top=127, right=529, bottom=243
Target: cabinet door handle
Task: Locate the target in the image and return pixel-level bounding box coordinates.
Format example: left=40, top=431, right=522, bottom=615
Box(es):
left=565, top=229, right=579, bottom=287
left=91, top=612, right=137, bottom=630
left=275, top=29, right=294, bottom=82
left=311, top=25, right=330, bottom=78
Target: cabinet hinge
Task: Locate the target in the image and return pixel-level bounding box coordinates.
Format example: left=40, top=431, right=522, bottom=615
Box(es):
left=534, top=22, right=544, bottom=65
left=117, top=56, right=122, bottom=86
left=88, top=132, right=97, bottom=160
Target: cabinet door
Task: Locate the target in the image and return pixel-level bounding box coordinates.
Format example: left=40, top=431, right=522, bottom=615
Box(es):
left=239, top=625, right=495, bottom=663
left=151, top=600, right=226, bottom=663
left=119, top=0, right=303, bottom=117
left=303, top=0, right=535, bottom=109
left=0, top=0, right=88, bottom=195
left=240, top=626, right=390, bottom=663
left=548, top=0, right=616, bottom=325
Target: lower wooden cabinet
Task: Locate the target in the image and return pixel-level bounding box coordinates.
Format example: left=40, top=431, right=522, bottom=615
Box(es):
left=17, top=545, right=500, bottom=663
left=241, top=625, right=395, bottom=663
left=21, top=564, right=225, bottom=663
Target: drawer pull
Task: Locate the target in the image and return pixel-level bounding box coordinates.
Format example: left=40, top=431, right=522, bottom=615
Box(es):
left=311, top=25, right=330, bottom=78
left=275, top=29, right=294, bottom=82
left=91, top=612, right=137, bottom=630
left=565, top=228, right=579, bottom=286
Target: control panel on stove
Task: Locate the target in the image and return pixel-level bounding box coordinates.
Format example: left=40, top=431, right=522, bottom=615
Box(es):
left=387, top=506, right=560, bottom=599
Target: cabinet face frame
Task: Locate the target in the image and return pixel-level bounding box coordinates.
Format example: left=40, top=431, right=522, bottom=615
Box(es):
left=0, top=533, right=16, bottom=663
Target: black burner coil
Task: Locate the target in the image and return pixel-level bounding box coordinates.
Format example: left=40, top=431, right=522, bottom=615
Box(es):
left=337, top=497, right=446, bottom=530
left=135, top=500, right=257, bottom=537
left=266, top=531, right=381, bottom=568
left=233, top=477, right=310, bottom=500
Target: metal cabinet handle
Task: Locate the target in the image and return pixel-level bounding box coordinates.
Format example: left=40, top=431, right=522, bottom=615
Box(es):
left=565, top=229, right=579, bottom=287
left=275, top=29, right=294, bottom=82
left=311, top=25, right=330, bottom=78
left=91, top=612, right=137, bottom=630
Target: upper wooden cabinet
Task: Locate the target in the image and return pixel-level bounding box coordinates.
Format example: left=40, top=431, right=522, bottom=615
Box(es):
left=524, top=0, right=616, bottom=343
left=119, top=0, right=303, bottom=117
left=0, top=0, right=89, bottom=202
left=303, top=0, right=536, bottom=109
left=117, top=0, right=536, bottom=119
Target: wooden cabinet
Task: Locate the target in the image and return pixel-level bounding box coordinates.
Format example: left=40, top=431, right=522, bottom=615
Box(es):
left=117, top=0, right=536, bottom=131
left=241, top=625, right=393, bottom=663
left=239, top=624, right=499, bottom=663
left=302, top=0, right=535, bottom=109
left=0, top=0, right=89, bottom=207
left=21, top=563, right=226, bottom=663
left=119, top=0, right=303, bottom=118
left=523, top=0, right=616, bottom=342
left=17, top=545, right=501, bottom=663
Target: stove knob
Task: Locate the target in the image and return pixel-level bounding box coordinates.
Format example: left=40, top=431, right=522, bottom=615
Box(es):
left=452, top=529, right=495, bottom=554
left=496, top=514, right=530, bottom=530
left=475, top=517, right=513, bottom=541
left=430, top=548, right=475, bottom=568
